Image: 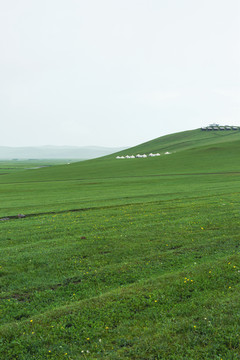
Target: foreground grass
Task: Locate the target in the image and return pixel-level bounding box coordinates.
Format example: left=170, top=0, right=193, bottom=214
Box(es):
left=1, top=179, right=239, bottom=359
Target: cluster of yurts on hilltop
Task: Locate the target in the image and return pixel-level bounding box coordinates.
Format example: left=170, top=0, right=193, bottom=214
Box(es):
left=201, top=124, right=239, bottom=131
left=116, top=152, right=171, bottom=159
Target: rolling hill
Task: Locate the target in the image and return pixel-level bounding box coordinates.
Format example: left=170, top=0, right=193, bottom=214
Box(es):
left=111, top=127, right=240, bottom=156
left=1, top=127, right=240, bottom=185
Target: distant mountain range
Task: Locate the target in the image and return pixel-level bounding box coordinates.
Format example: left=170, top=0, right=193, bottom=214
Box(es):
left=0, top=146, right=127, bottom=159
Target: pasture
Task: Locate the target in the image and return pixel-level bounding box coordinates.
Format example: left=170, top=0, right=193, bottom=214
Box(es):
left=0, top=160, right=72, bottom=175
left=0, top=129, right=239, bottom=359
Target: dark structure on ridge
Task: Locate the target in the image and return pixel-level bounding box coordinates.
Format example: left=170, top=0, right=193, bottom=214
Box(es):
left=201, top=124, right=239, bottom=131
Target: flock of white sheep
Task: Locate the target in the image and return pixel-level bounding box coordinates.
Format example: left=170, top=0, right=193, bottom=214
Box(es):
left=116, top=152, right=171, bottom=159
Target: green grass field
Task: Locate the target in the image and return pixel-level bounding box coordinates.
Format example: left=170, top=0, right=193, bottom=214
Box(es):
left=0, top=129, right=239, bottom=359
left=0, top=160, right=77, bottom=175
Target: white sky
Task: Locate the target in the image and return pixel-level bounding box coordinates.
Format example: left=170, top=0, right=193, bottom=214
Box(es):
left=0, top=0, right=239, bottom=147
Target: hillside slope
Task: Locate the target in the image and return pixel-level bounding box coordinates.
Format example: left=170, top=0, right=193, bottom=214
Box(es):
left=1, top=128, right=240, bottom=184
left=110, top=127, right=240, bottom=156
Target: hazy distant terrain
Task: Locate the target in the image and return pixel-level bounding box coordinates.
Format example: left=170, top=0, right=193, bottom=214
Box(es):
left=0, top=145, right=126, bottom=159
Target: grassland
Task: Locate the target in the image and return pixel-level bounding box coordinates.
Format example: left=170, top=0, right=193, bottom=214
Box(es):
left=0, top=160, right=75, bottom=175
left=0, top=129, right=239, bottom=359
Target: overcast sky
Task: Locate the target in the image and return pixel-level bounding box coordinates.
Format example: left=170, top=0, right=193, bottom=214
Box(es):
left=0, top=0, right=239, bottom=147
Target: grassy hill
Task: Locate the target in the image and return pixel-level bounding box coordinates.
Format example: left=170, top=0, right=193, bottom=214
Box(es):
left=1, top=128, right=240, bottom=186
left=0, top=127, right=239, bottom=204
left=111, top=127, right=240, bottom=156
left=0, top=128, right=239, bottom=359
